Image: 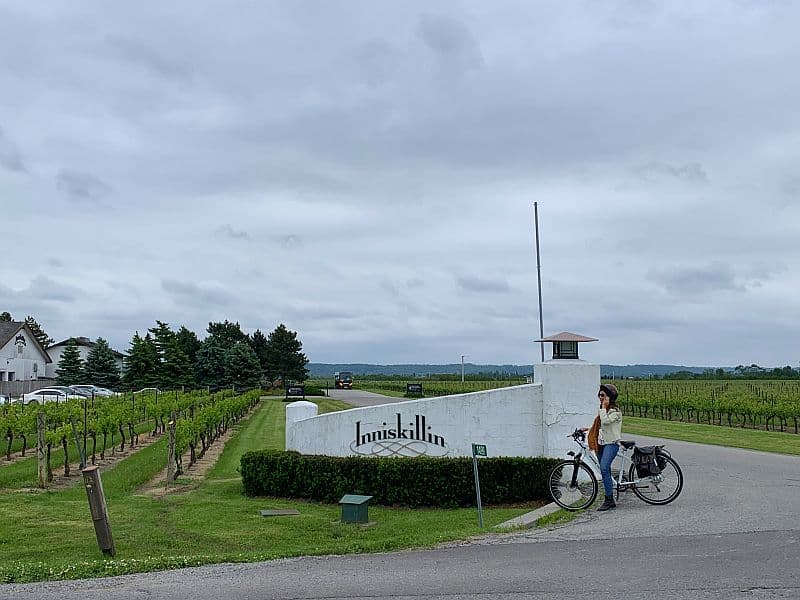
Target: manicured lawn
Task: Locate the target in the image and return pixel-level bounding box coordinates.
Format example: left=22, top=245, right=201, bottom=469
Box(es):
left=624, top=416, right=800, bottom=456
left=0, top=397, right=538, bottom=583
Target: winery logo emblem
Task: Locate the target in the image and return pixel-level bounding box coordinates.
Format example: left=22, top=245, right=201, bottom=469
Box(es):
left=350, top=413, right=449, bottom=457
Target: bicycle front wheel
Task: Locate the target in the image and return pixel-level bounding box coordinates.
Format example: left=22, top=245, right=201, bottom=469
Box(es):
left=629, top=454, right=684, bottom=505
left=548, top=460, right=598, bottom=511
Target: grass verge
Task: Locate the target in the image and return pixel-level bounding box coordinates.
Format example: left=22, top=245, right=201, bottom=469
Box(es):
left=624, top=416, right=800, bottom=456
left=0, top=397, right=539, bottom=584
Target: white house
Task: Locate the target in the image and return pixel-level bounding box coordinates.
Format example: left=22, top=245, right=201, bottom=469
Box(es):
left=0, top=321, right=51, bottom=395
left=45, top=336, right=125, bottom=378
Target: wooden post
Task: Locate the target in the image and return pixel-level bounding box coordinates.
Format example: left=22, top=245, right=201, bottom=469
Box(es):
left=82, top=466, right=115, bottom=556
left=166, top=412, right=177, bottom=484
left=37, top=412, right=47, bottom=489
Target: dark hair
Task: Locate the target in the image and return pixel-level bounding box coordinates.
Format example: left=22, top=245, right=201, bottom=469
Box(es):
left=599, top=383, right=618, bottom=401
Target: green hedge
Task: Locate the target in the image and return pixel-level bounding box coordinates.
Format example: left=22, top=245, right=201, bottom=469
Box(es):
left=240, top=450, right=559, bottom=508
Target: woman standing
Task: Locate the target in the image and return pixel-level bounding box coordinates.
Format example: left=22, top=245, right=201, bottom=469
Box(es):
left=588, top=383, right=623, bottom=511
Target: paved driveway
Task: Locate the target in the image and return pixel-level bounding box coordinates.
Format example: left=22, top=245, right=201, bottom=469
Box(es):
left=493, top=434, right=800, bottom=543
left=326, top=388, right=405, bottom=407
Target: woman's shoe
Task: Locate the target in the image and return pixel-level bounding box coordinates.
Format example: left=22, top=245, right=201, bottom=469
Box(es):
left=597, top=495, right=616, bottom=511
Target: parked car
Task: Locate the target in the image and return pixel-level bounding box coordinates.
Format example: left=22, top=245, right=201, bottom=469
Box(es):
left=71, top=384, right=116, bottom=397
left=21, top=388, right=80, bottom=404
left=133, top=387, right=161, bottom=394
left=65, top=385, right=94, bottom=397
left=0, top=394, right=10, bottom=405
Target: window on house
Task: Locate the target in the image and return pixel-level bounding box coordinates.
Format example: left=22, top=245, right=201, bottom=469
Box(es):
left=8, top=372, right=15, bottom=381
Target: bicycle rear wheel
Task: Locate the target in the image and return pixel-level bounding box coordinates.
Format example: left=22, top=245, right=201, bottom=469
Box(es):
left=629, top=454, right=683, bottom=505
left=548, top=461, right=598, bottom=511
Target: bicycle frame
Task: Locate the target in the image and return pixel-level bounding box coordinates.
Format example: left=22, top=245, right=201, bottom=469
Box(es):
left=569, top=435, right=661, bottom=491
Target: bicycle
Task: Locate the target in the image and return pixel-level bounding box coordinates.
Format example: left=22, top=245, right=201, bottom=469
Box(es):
left=548, top=429, right=684, bottom=511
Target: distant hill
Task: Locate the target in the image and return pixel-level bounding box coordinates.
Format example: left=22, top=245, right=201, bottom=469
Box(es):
left=308, top=363, right=731, bottom=378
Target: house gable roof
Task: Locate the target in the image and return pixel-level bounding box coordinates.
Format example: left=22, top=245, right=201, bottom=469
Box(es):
left=0, top=321, right=52, bottom=363
left=48, top=336, right=126, bottom=359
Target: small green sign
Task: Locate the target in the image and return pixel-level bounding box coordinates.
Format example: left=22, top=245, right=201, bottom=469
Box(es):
left=472, top=444, right=487, bottom=457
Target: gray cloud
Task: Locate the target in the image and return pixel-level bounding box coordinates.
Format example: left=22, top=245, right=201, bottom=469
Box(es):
left=161, top=279, right=234, bottom=307
left=3, top=3, right=800, bottom=366
left=416, top=14, right=484, bottom=74
left=0, top=126, right=26, bottom=172
left=104, top=34, right=192, bottom=81
left=647, top=262, right=746, bottom=295
left=457, top=275, right=511, bottom=293
left=215, top=224, right=250, bottom=241
left=279, top=234, right=303, bottom=248
left=633, top=162, right=709, bottom=184
left=55, top=170, right=112, bottom=203
left=0, top=276, right=80, bottom=304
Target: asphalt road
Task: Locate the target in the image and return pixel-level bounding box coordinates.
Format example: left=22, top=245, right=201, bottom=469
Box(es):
left=5, top=391, right=800, bottom=599
left=326, top=387, right=405, bottom=407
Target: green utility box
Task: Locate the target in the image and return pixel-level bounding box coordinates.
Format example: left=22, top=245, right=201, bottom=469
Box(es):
left=339, top=494, right=373, bottom=524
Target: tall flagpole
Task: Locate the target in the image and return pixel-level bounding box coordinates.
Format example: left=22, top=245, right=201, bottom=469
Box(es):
left=534, top=202, right=545, bottom=362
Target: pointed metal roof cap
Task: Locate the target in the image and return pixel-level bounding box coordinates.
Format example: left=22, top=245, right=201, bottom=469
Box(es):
left=535, top=331, right=598, bottom=343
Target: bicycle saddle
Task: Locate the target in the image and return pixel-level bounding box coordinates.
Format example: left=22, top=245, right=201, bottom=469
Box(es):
left=618, top=440, right=636, bottom=449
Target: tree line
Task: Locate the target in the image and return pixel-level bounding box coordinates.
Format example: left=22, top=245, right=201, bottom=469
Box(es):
left=3, top=311, right=308, bottom=391
left=633, top=365, right=800, bottom=380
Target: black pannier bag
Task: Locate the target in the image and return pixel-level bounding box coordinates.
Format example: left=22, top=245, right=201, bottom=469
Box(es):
left=633, top=446, right=662, bottom=478
left=655, top=446, right=670, bottom=470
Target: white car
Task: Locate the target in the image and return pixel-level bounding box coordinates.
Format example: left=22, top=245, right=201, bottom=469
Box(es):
left=21, top=388, right=82, bottom=404
left=133, top=387, right=161, bottom=394
left=72, top=384, right=117, bottom=397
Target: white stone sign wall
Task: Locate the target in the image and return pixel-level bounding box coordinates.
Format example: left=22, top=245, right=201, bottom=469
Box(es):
left=286, top=361, right=600, bottom=459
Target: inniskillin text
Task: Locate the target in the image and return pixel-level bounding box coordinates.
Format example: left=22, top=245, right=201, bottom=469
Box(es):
left=354, top=414, right=446, bottom=448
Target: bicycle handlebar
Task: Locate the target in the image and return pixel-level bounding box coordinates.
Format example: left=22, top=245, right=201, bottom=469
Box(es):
left=567, top=428, right=586, bottom=442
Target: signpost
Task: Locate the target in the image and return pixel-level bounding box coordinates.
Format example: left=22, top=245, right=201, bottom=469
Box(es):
left=406, top=383, right=424, bottom=396
left=471, top=443, right=487, bottom=527
left=285, top=385, right=305, bottom=401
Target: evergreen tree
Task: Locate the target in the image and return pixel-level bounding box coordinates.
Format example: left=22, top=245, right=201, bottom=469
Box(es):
left=123, top=332, right=159, bottom=389
left=248, top=329, right=269, bottom=371
left=175, top=326, right=201, bottom=364
left=0, top=311, right=12, bottom=322
left=263, top=324, right=309, bottom=384
left=55, top=338, right=84, bottom=385
left=148, top=320, right=175, bottom=381
left=84, top=338, right=121, bottom=389
left=24, top=316, right=54, bottom=347
left=206, top=320, right=248, bottom=347
left=195, top=338, right=229, bottom=390
left=225, top=341, right=263, bottom=389
left=161, top=337, right=194, bottom=389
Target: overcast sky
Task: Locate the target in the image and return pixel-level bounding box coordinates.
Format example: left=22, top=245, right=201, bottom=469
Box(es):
left=2, top=1, right=799, bottom=368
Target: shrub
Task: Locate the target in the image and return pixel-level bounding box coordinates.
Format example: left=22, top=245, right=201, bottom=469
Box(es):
left=240, top=450, right=559, bottom=508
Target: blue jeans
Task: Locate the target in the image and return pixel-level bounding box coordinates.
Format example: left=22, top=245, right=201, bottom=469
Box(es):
left=597, top=443, right=619, bottom=498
